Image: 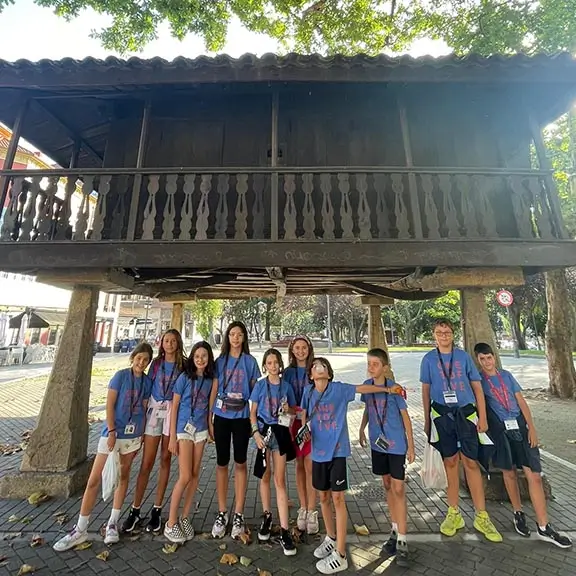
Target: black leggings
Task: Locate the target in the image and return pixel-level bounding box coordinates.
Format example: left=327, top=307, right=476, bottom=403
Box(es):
left=213, top=415, right=251, bottom=466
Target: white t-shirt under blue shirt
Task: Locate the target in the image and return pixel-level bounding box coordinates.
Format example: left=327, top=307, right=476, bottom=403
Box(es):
left=419, top=347, right=480, bottom=407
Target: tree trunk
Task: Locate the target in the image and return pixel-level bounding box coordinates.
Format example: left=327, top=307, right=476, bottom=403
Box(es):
left=509, top=305, right=527, bottom=350
left=405, top=324, right=415, bottom=346
left=545, top=269, right=576, bottom=398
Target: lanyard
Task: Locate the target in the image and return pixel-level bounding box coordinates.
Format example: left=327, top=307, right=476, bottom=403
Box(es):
left=370, top=379, right=389, bottom=434
left=485, top=371, right=511, bottom=413
left=295, top=368, right=308, bottom=403
left=161, top=360, right=178, bottom=400
left=307, top=383, right=330, bottom=422
left=128, top=369, right=144, bottom=422
left=191, top=376, right=207, bottom=418
left=436, top=348, right=454, bottom=390
left=221, top=354, right=242, bottom=394
left=265, top=378, right=284, bottom=418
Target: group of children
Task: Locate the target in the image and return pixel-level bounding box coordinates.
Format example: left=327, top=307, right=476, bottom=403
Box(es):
left=52, top=318, right=571, bottom=574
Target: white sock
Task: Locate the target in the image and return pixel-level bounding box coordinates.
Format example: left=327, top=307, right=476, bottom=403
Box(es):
left=108, top=508, right=121, bottom=526
left=77, top=515, right=90, bottom=532
left=397, top=533, right=407, bottom=544
left=539, top=524, right=548, bottom=532
left=391, top=522, right=398, bottom=534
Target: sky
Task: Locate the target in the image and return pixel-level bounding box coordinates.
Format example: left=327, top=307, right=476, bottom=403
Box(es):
left=0, top=0, right=450, bottom=62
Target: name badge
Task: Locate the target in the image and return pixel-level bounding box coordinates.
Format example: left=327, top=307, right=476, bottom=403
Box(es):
left=295, top=422, right=311, bottom=448
left=184, top=421, right=196, bottom=435
left=124, top=424, right=135, bottom=435
left=443, top=390, right=458, bottom=405
left=215, top=398, right=223, bottom=410
left=278, top=413, right=293, bottom=428
left=375, top=434, right=390, bottom=451
left=504, top=419, right=519, bottom=431
left=157, top=403, right=168, bottom=413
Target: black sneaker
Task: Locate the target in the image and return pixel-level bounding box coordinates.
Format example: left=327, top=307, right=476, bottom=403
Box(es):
left=395, top=541, right=409, bottom=568
left=121, top=507, right=141, bottom=533
left=513, top=511, right=530, bottom=537
left=258, top=511, right=273, bottom=542
left=280, top=528, right=297, bottom=556
left=381, top=532, right=397, bottom=556
left=146, top=506, right=162, bottom=533
left=537, top=524, right=573, bottom=549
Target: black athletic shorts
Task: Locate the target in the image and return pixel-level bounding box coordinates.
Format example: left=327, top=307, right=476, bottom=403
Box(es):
left=371, top=450, right=406, bottom=480
left=433, top=405, right=479, bottom=460
left=312, top=457, right=348, bottom=492
left=213, top=415, right=251, bottom=466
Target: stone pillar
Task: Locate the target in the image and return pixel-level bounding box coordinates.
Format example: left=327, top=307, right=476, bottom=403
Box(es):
left=171, top=302, right=184, bottom=333
left=460, top=288, right=501, bottom=367
left=361, top=296, right=394, bottom=379
left=0, top=286, right=99, bottom=498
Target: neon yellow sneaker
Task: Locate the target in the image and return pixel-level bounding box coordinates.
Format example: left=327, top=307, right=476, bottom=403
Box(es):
left=440, top=506, right=465, bottom=537
left=474, top=511, right=503, bottom=543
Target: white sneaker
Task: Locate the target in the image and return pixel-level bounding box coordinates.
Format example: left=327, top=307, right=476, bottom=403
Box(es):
left=104, top=524, right=119, bottom=545
left=164, top=521, right=186, bottom=544
left=307, top=510, right=320, bottom=535
left=231, top=513, right=246, bottom=540
left=53, top=527, right=88, bottom=552
left=297, top=508, right=307, bottom=531
left=316, top=550, right=348, bottom=574
left=211, top=511, right=228, bottom=539
left=314, top=535, right=336, bottom=559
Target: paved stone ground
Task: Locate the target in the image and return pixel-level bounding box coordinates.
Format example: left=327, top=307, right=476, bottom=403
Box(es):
left=2, top=352, right=576, bottom=575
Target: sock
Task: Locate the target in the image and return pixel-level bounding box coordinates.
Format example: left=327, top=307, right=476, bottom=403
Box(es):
left=391, top=522, right=398, bottom=534
left=539, top=525, right=548, bottom=532
left=77, top=515, right=90, bottom=532
left=397, top=533, right=407, bottom=544
left=338, top=551, right=346, bottom=559
left=108, top=508, right=121, bottom=526
left=132, top=506, right=141, bottom=513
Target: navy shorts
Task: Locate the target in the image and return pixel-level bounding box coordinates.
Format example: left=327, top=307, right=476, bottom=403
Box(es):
left=494, top=433, right=542, bottom=473
left=371, top=451, right=406, bottom=480
left=434, top=411, right=479, bottom=460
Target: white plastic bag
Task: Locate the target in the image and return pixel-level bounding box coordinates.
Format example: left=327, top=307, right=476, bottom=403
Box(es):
left=101, top=448, right=120, bottom=502
left=420, top=443, right=448, bottom=490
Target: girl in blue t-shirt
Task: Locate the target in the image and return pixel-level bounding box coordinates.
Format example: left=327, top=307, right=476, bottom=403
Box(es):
left=164, top=341, right=217, bottom=543
left=250, top=349, right=297, bottom=555
left=53, top=343, right=153, bottom=553
left=209, top=321, right=261, bottom=540
left=124, top=329, right=186, bottom=534
left=283, top=335, right=318, bottom=535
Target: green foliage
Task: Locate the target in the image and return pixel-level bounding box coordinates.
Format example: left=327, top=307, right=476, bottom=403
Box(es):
left=186, top=299, right=223, bottom=342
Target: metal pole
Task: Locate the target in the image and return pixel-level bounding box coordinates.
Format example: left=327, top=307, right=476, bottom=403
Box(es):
left=326, top=294, right=333, bottom=353
left=143, top=299, right=150, bottom=342
left=507, top=306, right=520, bottom=358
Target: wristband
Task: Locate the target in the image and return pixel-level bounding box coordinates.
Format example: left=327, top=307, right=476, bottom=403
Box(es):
left=109, top=429, right=116, bottom=434
left=251, top=423, right=259, bottom=435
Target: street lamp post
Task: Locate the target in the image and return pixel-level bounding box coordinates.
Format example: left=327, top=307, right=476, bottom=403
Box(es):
left=142, top=298, right=152, bottom=342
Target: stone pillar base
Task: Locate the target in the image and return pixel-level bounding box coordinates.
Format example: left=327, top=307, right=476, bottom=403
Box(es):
left=0, top=456, right=94, bottom=499
left=459, top=467, right=552, bottom=501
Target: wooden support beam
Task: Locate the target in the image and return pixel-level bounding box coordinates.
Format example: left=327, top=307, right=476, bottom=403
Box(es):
left=171, top=303, right=184, bottom=332
left=159, top=293, right=197, bottom=303
left=266, top=266, right=286, bottom=303
left=138, top=274, right=237, bottom=296
left=35, top=268, right=135, bottom=292
left=342, top=280, right=442, bottom=301
left=360, top=296, right=394, bottom=306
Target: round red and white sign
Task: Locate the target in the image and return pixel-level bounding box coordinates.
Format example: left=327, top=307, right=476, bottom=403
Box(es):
left=496, top=289, right=514, bottom=307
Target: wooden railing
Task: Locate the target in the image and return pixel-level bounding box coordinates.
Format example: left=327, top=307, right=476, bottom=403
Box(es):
left=0, top=166, right=564, bottom=243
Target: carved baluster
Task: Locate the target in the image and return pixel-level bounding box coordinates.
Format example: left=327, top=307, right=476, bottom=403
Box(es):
left=20, top=176, right=41, bottom=241
left=252, top=174, right=265, bottom=239
left=54, top=175, right=77, bottom=240
left=179, top=174, right=195, bottom=240
left=73, top=175, right=93, bottom=241
left=320, top=173, right=335, bottom=240
left=455, top=175, right=479, bottom=237
left=91, top=175, right=111, bottom=241
left=36, top=176, right=59, bottom=241
left=474, top=175, right=498, bottom=237
left=508, top=176, right=534, bottom=238
left=282, top=174, right=297, bottom=240
left=0, top=177, right=23, bottom=241
left=235, top=174, right=249, bottom=240
left=438, top=174, right=460, bottom=237
left=374, top=174, right=391, bottom=238
left=420, top=174, right=440, bottom=239
left=392, top=174, right=410, bottom=238
left=161, top=174, right=178, bottom=240
left=141, top=175, right=159, bottom=240
left=300, top=174, right=316, bottom=239
left=355, top=173, right=372, bottom=240
left=338, top=173, right=354, bottom=239
left=109, top=176, right=127, bottom=240
left=195, top=174, right=211, bottom=240
left=528, top=176, right=553, bottom=239
left=215, top=174, right=229, bottom=239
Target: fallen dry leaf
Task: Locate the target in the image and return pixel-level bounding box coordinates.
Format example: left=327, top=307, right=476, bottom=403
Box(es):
left=0, top=561, right=8, bottom=568
left=8, top=515, right=19, bottom=523
left=74, top=541, right=92, bottom=551
left=257, top=569, right=272, bottom=576
left=218, top=544, right=227, bottom=550
left=240, top=556, right=252, bottom=567
left=128, top=535, right=140, bottom=542
left=290, top=527, right=302, bottom=544
left=28, top=492, right=51, bottom=506
left=567, top=440, right=576, bottom=444
left=354, top=524, right=370, bottom=536
left=219, top=553, right=239, bottom=565
left=17, top=565, right=35, bottom=576
left=162, top=543, right=178, bottom=555
left=30, top=535, right=44, bottom=548
left=53, top=514, right=69, bottom=525
left=0, top=555, right=7, bottom=562
left=96, top=550, right=110, bottom=561
left=238, top=531, right=252, bottom=545
left=21, top=517, right=32, bottom=525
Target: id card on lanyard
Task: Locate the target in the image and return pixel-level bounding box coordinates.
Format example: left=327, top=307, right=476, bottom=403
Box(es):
left=371, top=381, right=390, bottom=450
left=485, top=372, right=519, bottom=430
left=437, top=348, right=457, bottom=405
left=125, top=371, right=143, bottom=435
left=185, top=376, right=206, bottom=435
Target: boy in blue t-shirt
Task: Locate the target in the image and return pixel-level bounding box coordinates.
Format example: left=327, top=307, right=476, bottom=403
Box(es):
left=300, top=357, right=404, bottom=575
left=359, top=348, right=414, bottom=568
left=475, top=342, right=572, bottom=549
left=420, top=318, right=501, bottom=543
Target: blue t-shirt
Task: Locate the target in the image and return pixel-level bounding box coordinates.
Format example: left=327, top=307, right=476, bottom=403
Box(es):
left=173, top=373, right=213, bottom=434
left=250, top=377, right=297, bottom=425
left=283, top=366, right=311, bottom=406
left=481, top=370, right=522, bottom=421
left=300, top=381, right=356, bottom=463
left=360, top=379, right=408, bottom=455
left=419, top=348, right=480, bottom=407
left=101, top=368, right=153, bottom=439
left=150, top=359, right=181, bottom=402
left=213, top=353, right=261, bottom=420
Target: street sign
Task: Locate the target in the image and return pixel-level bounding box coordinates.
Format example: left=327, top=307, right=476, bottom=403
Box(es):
left=496, top=289, right=514, bottom=307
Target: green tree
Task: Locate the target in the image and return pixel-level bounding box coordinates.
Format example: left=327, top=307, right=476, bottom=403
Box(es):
left=186, top=299, right=223, bottom=345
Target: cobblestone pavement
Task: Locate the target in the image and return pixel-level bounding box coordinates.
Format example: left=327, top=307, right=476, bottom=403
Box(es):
left=1, top=352, right=576, bottom=574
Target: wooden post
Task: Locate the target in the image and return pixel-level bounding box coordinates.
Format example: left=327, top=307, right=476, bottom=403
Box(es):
left=397, top=97, right=423, bottom=239
left=270, top=91, right=279, bottom=241
left=127, top=99, right=152, bottom=240
left=0, top=98, right=29, bottom=213
left=171, top=302, right=184, bottom=333
left=361, top=296, right=395, bottom=379
left=69, top=139, right=81, bottom=169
